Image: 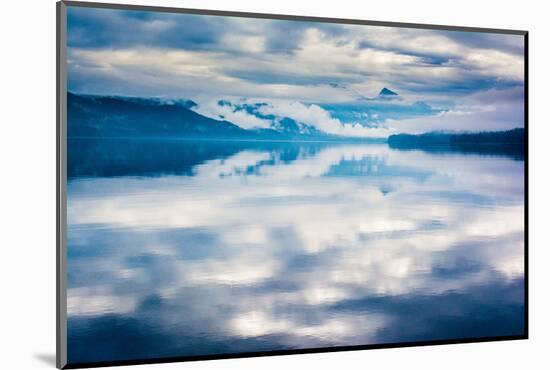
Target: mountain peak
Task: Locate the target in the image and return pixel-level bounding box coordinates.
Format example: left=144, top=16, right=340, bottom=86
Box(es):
left=379, top=87, right=398, bottom=96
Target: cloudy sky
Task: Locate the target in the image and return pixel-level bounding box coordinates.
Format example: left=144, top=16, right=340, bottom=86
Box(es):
left=66, top=6, right=525, bottom=137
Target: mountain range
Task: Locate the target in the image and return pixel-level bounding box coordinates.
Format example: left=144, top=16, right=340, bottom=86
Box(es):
left=67, top=92, right=383, bottom=142
left=68, top=92, right=524, bottom=152
left=68, top=92, right=248, bottom=138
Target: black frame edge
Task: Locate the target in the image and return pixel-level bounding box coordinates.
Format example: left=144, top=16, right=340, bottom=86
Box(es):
left=64, top=334, right=527, bottom=369
left=61, top=0, right=527, bottom=35
left=57, top=1, right=68, bottom=369
left=523, top=32, right=529, bottom=339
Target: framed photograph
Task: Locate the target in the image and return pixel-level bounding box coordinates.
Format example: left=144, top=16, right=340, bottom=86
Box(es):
left=57, top=1, right=528, bottom=368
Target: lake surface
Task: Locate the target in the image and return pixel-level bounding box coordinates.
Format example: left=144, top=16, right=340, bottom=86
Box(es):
left=66, top=138, right=525, bottom=364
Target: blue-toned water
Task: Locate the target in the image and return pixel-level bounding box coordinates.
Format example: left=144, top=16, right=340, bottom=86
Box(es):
left=66, top=139, right=525, bottom=364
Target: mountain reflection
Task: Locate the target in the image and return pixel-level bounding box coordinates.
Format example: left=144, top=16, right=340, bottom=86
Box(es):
left=67, top=139, right=524, bottom=364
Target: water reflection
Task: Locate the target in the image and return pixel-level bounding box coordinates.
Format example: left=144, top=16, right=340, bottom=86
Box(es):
left=67, top=139, right=525, bottom=364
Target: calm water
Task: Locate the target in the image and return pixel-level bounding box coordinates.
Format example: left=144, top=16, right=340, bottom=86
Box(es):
left=67, top=139, right=525, bottom=364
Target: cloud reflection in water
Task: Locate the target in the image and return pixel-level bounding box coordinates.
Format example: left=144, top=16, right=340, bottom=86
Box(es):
left=67, top=141, right=524, bottom=363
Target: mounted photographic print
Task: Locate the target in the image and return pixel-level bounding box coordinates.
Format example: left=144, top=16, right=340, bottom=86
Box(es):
left=56, top=1, right=528, bottom=368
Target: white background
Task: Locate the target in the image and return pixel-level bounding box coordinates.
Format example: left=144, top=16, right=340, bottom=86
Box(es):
left=0, top=0, right=548, bottom=369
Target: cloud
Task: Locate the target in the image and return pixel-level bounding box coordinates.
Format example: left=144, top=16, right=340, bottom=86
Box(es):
left=191, top=99, right=273, bottom=129
left=67, top=7, right=524, bottom=91
left=188, top=97, right=398, bottom=136
left=256, top=100, right=392, bottom=137
left=68, top=7, right=228, bottom=50
left=441, top=31, right=525, bottom=56
left=353, top=26, right=524, bottom=78
left=67, top=47, right=360, bottom=103
left=387, top=86, right=524, bottom=133
left=66, top=5, right=525, bottom=135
